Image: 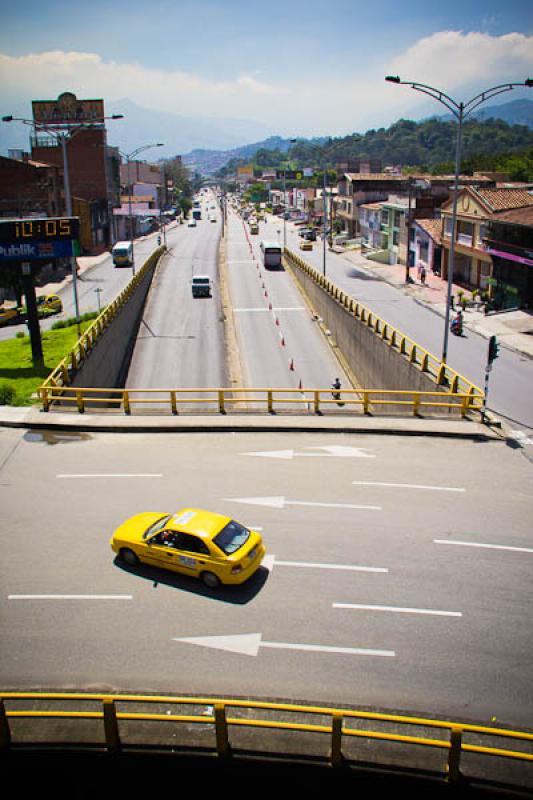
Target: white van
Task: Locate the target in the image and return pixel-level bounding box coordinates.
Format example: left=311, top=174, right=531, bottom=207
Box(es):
left=112, top=241, right=133, bottom=267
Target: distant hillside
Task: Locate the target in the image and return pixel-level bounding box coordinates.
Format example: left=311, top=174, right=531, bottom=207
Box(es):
left=182, top=136, right=327, bottom=175
left=434, top=98, right=533, bottom=128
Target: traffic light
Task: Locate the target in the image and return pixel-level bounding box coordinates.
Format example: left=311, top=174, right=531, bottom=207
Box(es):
left=488, top=335, right=500, bottom=363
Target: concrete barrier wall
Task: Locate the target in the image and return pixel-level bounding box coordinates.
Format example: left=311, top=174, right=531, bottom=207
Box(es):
left=71, top=257, right=158, bottom=390
left=285, top=251, right=439, bottom=394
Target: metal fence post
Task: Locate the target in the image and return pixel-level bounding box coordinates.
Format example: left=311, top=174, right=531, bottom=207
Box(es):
left=447, top=726, right=463, bottom=783
left=214, top=702, right=231, bottom=758
left=103, top=697, right=120, bottom=753
left=330, top=711, right=344, bottom=767
left=0, top=699, right=11, bottom=750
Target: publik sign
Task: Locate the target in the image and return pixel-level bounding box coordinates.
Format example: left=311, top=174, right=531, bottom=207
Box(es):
left=0, top=241, right=76, bottom=260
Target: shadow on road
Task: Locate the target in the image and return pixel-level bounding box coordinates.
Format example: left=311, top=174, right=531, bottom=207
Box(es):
left=113, top=556, right=269, bottom=604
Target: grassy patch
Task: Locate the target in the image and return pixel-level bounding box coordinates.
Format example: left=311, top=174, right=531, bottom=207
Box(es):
left=0, top=320, right=93, bottom=406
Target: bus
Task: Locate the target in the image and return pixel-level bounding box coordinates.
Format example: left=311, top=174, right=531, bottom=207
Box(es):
left=260, top=240, right=282, bottom=269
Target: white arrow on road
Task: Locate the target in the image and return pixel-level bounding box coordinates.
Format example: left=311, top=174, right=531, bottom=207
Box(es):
left=244, top=445, right=375, bottom=459
left=262, top=554, right=388, bottom=573
left=173, top=633, right=395, bottom=658
left=225, top=496, right=381, bottom=511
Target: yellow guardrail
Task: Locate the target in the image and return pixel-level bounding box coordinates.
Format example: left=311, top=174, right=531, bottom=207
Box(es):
left=284, top=248, right=484, bottom=400
left=39, top=247, right=164, bottom=390
left=1, top=693, right=532, bottom=786
left=38, top=386, right=482, bottom=417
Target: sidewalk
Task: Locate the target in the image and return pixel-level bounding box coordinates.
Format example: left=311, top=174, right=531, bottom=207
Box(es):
left=338, top=247, right=533, bottom=360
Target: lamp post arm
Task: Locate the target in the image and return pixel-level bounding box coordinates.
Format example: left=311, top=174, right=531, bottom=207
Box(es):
left=463, top=82, right=530, bottom=118
left=393, top=81, right=461, bottom=119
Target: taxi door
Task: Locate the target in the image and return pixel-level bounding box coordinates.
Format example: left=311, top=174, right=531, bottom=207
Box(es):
left=171, top=532, right=214, bottom=578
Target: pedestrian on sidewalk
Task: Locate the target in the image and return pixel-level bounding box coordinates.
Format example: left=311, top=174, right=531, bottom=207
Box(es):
left=420, top=266, right=426, bottom=285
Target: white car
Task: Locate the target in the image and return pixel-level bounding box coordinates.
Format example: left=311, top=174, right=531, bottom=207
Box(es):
left=187, top=219, right=197, bottom=227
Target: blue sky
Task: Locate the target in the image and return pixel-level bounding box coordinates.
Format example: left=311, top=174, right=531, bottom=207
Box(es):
left=1, top=0, right=532, bottom=140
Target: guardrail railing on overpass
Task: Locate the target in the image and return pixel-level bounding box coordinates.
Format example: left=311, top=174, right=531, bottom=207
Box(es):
left=1, top=693, right=532, bottom=788
left=284, top=248, right=484, bottom=400
left=38, top=386, right=482, bottom=416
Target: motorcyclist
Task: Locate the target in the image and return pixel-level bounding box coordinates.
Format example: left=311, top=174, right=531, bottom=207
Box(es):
left=331, top=378, right=341, bottom=400
left=451, top=310, right=463, bottom=334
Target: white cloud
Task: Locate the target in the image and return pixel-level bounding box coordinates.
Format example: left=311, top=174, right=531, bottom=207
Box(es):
left=387, top=31, right=533, bottom=93
left=0, top=50, right=287, bottom=118
left=0, top=31, right=531, bottom=135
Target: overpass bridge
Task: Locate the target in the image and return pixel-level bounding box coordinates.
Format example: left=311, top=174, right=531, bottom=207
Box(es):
left=35, top=215, right=483, bottom=419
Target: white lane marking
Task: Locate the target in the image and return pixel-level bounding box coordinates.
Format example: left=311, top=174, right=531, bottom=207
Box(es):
left=8, top=595, right=133, bottom=600
left=333, top=603, right=462, bottom=617
left=173, top=633, right=395, bottom=658
left=265, top=555, right=387, bottom=573
left=233, top=307, right=305, bottom=312
left=225, top=496, right=381, bottom=511
left=434, top=539, right=533, bottom=554
left=247, top=446, right=375, bottom=459
left=57, top=474, right=163, bottom=478
left=352, top=481, right=465, bottom=492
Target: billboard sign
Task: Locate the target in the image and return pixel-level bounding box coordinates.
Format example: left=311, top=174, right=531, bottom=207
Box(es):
left=32, top=92, right=105, bottom=126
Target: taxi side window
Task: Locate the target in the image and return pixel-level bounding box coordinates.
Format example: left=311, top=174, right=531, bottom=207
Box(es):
left=175, top=532, right=210, bottom=555
left=153, top=531, right=179, bottom=548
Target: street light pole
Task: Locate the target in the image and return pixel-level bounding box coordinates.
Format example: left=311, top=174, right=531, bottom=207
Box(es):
left=385, top=76, right=533, bottom=364
left=119, top=143, right=164, bottom=275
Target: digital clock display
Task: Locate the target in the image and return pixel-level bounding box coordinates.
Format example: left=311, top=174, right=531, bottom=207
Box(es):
left=0, top=217, right=80, bottom=244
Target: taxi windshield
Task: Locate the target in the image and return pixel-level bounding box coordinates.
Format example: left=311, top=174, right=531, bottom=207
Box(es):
left=143, top=515, right=172, bottom=540
left=213, top=520, right=250, bottom=554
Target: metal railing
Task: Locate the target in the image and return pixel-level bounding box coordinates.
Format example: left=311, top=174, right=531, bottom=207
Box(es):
left=284, top=248, right=484, bottom=400
left=1, top=693, right=532, bottom=787
left=38, top=386, right=482, bottom=416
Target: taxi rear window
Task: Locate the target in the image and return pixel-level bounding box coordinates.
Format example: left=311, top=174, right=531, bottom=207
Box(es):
left=213, top=520, right=250, bottom=554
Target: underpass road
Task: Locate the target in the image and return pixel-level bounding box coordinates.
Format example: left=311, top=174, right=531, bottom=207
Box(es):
left=227, top=210, right=351, bottom=393
left=126, top=200, right=226, bottom=389
left=1, top=425, right=531, bottom=728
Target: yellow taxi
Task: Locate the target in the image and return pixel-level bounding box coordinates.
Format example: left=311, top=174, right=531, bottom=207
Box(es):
left=19, top=294, right=63, bottom=319
left=0, top=306, right=19, bottom=326
left=299, top=239, right=313, bottom=251
left=37, top=294, right=63, bottom=315
left=110, top=508, right=266, bottom=588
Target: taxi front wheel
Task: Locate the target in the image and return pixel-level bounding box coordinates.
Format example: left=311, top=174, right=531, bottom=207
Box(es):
left=120, top=548, right=139, bottom=567
left=201, top=571, right=221, bottom=589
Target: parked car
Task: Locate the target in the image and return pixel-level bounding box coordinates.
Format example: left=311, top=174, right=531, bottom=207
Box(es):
left=18, top=294, right=63, bottom=319
left=0, top=306, right=19, bottom=326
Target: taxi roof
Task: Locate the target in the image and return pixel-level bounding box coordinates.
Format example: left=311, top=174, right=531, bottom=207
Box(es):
left=166, top=508, right=231, bottom=540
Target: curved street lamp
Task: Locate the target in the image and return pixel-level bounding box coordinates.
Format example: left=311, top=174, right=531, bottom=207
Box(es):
left=384, top=76, right=533, bottom=364
left=118, top=143, right=164, bottom=275
left=2, top=112, right=123, bottom=333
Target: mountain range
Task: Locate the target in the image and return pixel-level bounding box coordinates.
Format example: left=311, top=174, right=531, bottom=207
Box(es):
left=1, top=97, right=531, bottom=174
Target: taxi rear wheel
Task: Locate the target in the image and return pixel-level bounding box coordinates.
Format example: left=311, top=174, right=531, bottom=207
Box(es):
left=200, top=571, right=221, bottom=589
left=120, top=548, right=139, bottom=567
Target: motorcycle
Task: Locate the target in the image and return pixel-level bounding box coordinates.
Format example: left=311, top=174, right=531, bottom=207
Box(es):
left=450, top=316, right=463, bottom=336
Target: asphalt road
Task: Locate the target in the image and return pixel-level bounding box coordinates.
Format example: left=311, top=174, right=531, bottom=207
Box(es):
left=1, top=425, right=531, bottom=729
left=126, top=200, right=226, bottom=390
left=226, top=208, right=351, bottom=395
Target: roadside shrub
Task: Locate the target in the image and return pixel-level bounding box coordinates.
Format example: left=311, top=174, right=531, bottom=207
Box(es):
left=0, top=383, right=16, bottom=405
left=51, top=311, right=100, bottom=330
